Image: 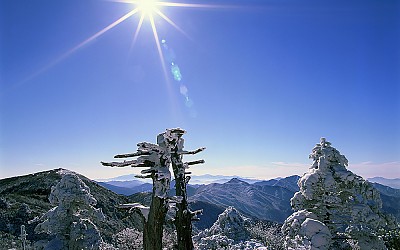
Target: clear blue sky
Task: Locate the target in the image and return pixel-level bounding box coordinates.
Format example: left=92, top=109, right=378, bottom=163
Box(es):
left=1, top=0, right=399, bottom=180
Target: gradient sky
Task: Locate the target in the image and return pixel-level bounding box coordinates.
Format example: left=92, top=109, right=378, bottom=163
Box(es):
left=1, top=0, right=399, bottom=180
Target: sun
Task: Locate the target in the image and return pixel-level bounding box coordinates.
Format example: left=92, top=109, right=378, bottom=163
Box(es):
left=24, top=0, right=226, bottom=84
left=136, top=0, right=159, bottom=17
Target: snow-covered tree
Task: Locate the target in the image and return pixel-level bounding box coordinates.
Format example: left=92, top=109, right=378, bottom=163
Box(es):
left=282, top=138, right=396, bottom=249
left=101, top=128, right=205, bottom=250
left=112, top=227, right=143, bottom=249
left=247, top=220, right=285, bottom=249
left=102, top=141, right=171, bottom=250
left=194, top=206, right=266, bottom=250
left=158, top=128, right=205, bottom=250
left=33, top=173, right=104, bottom=249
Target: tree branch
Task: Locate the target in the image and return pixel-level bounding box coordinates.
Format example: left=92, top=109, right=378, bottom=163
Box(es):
left=179, top=147, right=206, bottom=155
left=114, top=151, right=150, bottom=158
left=186, top=159, right=205, bottom=166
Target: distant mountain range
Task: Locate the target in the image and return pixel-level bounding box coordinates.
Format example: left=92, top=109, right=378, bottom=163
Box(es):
left=96, top=174, right=264, bottom=196
left=97, top=174, right=400, bottom=201
left=97, top=174, right=262, bottom=185
left=189, top=177, right=299, bottom=222
left=98, top=173, right=400, bottom=224
left=368, top=177, right=400, bottom=189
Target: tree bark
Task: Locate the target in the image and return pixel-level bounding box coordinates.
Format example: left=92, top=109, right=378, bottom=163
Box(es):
left=143, top=193, right=168, bottom=250
left=171, top=154, right=194, bottom=250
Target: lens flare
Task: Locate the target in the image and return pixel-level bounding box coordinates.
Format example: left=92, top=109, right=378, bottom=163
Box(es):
left=19, top=0, right=234, bottom=84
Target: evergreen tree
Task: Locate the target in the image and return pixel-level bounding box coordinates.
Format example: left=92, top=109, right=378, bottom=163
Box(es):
left=34, top=173, right=104, bottom=249
left=282, top=138, right=396, bottom=249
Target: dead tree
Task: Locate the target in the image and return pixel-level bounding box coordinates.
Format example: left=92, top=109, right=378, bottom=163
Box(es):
left=158, top=128, right=205, bottom=250
left=101, top=141, right=171, bottom=250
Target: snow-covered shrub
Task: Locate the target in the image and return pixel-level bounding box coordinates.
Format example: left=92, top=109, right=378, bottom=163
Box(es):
left=194, top=206, right=266, bottom=249
left=0, top=197, right=10, bottom=209
left=32, top=173, right=104, bottom=249
left=282, top=210, right=331, bottom=249
left=378, top=227, right=400, bottom=249
left=0, top=231, right=32, bottom=250
left=247, top=220, right=284, bottom=249
left=16, top=203, right=32, bottom=223
left=283, top=138, right=395, bottom=249
left=113, top=227, right=143, bottom=250
left=162, top=225, right=177, bottom=250
left=199, top=206, right=250, bottom=241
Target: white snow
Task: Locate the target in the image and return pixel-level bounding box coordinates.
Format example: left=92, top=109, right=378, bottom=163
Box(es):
left=282, top=138, right=394, bottom=249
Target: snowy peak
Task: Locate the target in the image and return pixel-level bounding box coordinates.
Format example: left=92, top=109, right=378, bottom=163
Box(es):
left=225, top=178, right=250, bottom=185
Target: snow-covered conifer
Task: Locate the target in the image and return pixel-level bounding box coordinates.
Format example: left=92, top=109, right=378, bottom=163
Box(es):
left=33, top=173, right=104, bottom=249
left=283, top=138, right=396, bottom=249
left=113, top=227, right=143, bottom=249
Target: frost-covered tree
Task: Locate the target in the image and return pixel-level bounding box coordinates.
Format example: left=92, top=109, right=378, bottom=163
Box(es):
left=247, top=220, right=285, bottom=249
left=101, top=128, right=205, bottom=250
left=102, top=141, right=171, bottom=250
left=33, top=173, right=104, bottom=249
left=282, top=138, right=396, bottom=249
left=158, top=128, right=205, bottom=250
left=194, top=206, right=266, bottom=250
left=113, top=228, right=143, bottom=249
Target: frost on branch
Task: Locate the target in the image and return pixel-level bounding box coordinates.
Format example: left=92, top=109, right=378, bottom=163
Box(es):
left=33, top=173, right=104, bottom=250
left=101, top=128, right=205, bottom=250
left=118, top=203, right=150, bottom=222
left=283, top=138, right=396, bottom=249
left=159, top=128, right=205, bottom=250
left=101, top=134, right=172, bottom=250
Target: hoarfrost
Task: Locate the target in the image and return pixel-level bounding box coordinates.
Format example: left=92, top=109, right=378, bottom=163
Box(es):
left=33, top=173, right=104, bottom=249
left=282, top=138, right=395, bottom=249
left=194, top=206, right=265, bottom=249
left=101, top=128, right=204, bottom=250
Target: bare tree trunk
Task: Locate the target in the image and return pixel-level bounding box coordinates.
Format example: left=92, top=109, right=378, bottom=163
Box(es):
left=144, top=195, right=168, bottom=250
left=171, top=155, right=194, bottom=250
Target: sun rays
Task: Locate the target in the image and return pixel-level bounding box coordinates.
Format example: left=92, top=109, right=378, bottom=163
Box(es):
left=19, top=0, right=227, bottom=85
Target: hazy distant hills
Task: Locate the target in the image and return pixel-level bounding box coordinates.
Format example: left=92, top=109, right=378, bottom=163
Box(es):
left=254, top=175, right=300, bottom=192
left=371, top=183, right=400, bottom=220
left=97, top=180, right=153, bottom=195
left=96, top=174, right=263, bottom=195
left=189, top=177, right=295, bottom=222
left=368, top=177, right=400, bottom=189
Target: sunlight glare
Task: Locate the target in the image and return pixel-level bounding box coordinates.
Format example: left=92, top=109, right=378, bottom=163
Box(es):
left=20, top=0, right=231, bottom=85
left=137, top=0, right=158, bottom=17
